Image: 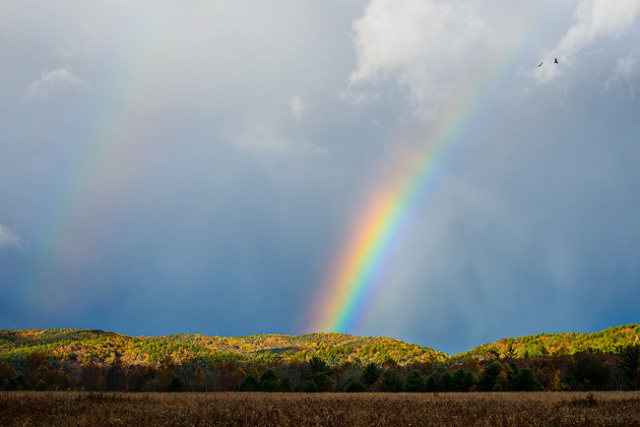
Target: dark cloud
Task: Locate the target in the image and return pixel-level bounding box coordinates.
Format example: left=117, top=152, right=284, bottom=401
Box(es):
left=1, top=0, right=639, bottom=354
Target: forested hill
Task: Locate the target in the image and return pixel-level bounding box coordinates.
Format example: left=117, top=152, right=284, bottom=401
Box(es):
left=459, top=324, right=640, bottom=359
left=0, top=329, right=447, bottom=368
left=1, top=324, right=638, bottom=370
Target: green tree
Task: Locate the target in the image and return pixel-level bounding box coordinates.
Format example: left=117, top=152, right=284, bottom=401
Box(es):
left=510, top=368, right=538, bottom=391
left=380, top=370, right=404, bottom=392
left=425, top=372, right=440, bottom=392
left=307, top=357, right=333, bottom=391
left=239, top=374, right=258, bottom=391
left=405, top=370, right=426, bottom=392
left=258, top=369, right=280, bottom=392
left=441, top=372, right=454, bottom=392
left=478, top=362, right=502, bottom=391
left=452, top=369, right=477, bottom=392
left=361, top=362, right=382, bottom=388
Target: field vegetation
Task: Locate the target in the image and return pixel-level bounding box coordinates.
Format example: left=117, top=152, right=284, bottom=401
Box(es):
left=1, top=390, right=639, bottom=426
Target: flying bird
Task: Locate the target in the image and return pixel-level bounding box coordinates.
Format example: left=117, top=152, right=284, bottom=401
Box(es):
left=537, top=62, right=543, bottom=67
left=554, top=58, right=559, bottom=64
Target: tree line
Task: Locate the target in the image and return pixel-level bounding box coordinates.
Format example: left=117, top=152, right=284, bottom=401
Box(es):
left=2, top=344, right=640, bottom=393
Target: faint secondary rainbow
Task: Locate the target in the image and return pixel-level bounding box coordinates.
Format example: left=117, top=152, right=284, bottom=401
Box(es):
left=25, top=17, right=174, bottom=304
left=308, top=17, right=544, bottom=335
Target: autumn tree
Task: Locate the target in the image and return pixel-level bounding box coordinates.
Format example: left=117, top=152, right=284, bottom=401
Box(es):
left=540, top=366, right=561, bottom=391
left=493, top=364, right=514, bottom=391
left=22, top=352, right=52, bottom=390
left=0, top=361, right=16, bottom=390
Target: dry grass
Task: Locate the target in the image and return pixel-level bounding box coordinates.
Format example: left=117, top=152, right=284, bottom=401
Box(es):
left=1, top=391, right=639, bottom=426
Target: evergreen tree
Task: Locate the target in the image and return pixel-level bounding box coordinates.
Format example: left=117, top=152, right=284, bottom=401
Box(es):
left=405, top=370, right=426, bottom=392
left=258, top=369, right=280, bottom=392
left=239, top=374, right=258, bottom=391
left=307, top=357, right=333, bottom=391
left=380, top=370, right=404, bottom=392
left=361, top=362, right=382, bottom=388
left=478, top=362, right=502, bottom=391
left=441, top=372, right=454, bottom=392
left=425, top=372, right=440, bottom=392
left=452, top=369, right=476, bottom=392
left=510, top=368, right=538, bottom=391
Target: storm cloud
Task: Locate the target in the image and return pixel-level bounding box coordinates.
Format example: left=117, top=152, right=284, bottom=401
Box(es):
left=1, top=0, right=639, bottom=354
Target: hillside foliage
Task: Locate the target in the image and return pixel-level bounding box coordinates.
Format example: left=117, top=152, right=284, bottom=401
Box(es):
left=1, top=324, right=639, bottom=393
left=459, top=324, right=640, bottom=359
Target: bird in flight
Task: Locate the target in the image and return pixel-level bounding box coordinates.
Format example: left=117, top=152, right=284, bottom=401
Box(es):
left=537, top=62, right=543, bottom=67
left=554, top=58, right=559, bottom=64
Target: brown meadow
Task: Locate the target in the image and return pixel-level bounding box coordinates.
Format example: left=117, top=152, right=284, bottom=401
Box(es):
left=1, top=391, right=639, bottom=426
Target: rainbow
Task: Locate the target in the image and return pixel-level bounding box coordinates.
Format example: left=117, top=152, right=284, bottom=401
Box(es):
left=307, top=16, right=544, bottom=335
left=25, top=17, right=174, bottom=306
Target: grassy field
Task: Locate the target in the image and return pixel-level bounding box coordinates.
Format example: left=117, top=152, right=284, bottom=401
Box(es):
left=1, top=391, right=639, bottom=426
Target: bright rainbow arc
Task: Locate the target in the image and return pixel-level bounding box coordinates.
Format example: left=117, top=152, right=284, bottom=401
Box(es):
left=308, top=20, right=542, bottom=334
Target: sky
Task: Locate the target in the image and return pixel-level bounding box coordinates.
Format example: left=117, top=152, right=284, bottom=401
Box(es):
left=1, top=0, right=639, bottom=355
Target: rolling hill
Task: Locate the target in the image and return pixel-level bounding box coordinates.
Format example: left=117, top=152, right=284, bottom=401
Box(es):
left=1, top=324, right=638, bottom=369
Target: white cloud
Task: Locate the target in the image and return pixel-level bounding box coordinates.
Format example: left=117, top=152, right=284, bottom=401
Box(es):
left=347, top=0, right=489, bottom=120
left=289, top=94, right=311, bottom=122
left=0, top=224, right=26, bottom=250
left=26, top=65, right=87, bottom=101
left=603, top=52, right=639, bottom=98
left=534, top=0, right=640, bottom=85
left=223, top=127, right=328, bottom=158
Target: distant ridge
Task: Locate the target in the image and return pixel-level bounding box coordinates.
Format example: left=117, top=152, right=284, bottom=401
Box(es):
left=459, top=324, right=640, bottom=359
left=1, top=324, right=638, bottom=368
left=0, top=329, right=446, bottom=367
